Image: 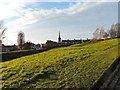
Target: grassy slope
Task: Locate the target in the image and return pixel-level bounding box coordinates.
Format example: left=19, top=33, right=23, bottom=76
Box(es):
left=1, top=38, right=120, bottom=89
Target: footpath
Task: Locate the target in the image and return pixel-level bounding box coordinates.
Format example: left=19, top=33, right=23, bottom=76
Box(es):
left=92, top=57, right=120, bottom=90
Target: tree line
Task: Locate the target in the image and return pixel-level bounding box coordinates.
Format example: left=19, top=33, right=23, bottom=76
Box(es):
left=93, top=23, right=120, bottom=40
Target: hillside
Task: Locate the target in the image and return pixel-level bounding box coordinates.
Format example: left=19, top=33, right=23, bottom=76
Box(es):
left=1, top=38, right=120, bottom=89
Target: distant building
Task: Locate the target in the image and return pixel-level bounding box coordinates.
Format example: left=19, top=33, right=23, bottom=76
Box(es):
left=2, top=44, right=18, bottom=52
left=82, top=38, right=91, bottom=42
left=42, top=32, right=91, bottom=49
left=62, top=39, right=82, bottom=45
left=58, top=32, right=61, bottom=43
left=24, top=41, right=41, bottom=50
left=57, top=32, right=82, bottom=45
left=41, top=43, right=46, bottom=48
left=45, top=40, right=57, bottom=48
left=33, top=44, right=41, bottom=50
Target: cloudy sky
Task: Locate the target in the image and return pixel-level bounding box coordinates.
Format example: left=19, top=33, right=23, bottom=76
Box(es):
left=0, top=0, right=118, bottom=45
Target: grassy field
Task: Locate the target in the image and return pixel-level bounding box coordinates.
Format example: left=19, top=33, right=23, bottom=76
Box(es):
left=1, top=38, right=120, bottom=89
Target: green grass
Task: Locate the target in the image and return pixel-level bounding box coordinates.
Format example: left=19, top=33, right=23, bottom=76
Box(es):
left=1, top=38, right=120, bottom=89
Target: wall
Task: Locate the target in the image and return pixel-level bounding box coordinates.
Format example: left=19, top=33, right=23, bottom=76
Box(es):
left=1, top=49, right=48, bottom=62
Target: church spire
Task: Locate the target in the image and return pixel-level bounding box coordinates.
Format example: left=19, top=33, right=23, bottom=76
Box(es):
left=58, top=32, right=61, bottom=43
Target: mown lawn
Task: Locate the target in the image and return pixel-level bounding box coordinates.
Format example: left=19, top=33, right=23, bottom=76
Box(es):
left=0, top=38, right=120, bottom=89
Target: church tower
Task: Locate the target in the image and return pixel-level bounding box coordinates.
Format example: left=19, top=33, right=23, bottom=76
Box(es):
left=58, top=32, right=61, bottom=43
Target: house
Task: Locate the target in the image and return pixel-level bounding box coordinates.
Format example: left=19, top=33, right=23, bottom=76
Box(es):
left=41, top=43, right=47, bottom=48
left=33, top=44, right=41, bottom=50
left=41, top=32, right=91, bottom=49
left=58, top=32, right=82, bottom=46
left=45, top=40, right=58, bottom=48
left=24, top=42, right=41, bottom=50
left=2, top=44, right=18, bottom=52
left=62, top=39, right=82, bottom=45
left=82, top=38, right=91, bottom=42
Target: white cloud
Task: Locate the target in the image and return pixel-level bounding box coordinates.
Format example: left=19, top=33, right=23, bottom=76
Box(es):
left=0, top=0, right=118, bottom=19
left=5, top=1, right=99, bottom=28
left=0, top=1, right=118, bottom=45
left=0, top=0, right=40, bottom=20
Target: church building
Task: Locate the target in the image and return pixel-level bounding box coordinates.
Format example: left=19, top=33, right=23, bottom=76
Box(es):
left=58, top=32, right=61, bottom=43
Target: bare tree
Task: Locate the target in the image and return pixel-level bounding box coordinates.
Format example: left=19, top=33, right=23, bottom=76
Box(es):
left=108, top=24, right=114, bottom=38
left=0, top=21, right=7, bottom=43
left=0, top=21, right=7, bottom=52
left=115, top=23, right=120, bottom=38
left=99, top=27, right=105, bottom=39
left=108, top=23, right=120, bottom=38
left=17, top=31, right=25, bottom=49
left=93, top=28, right=99, bottom=40
left=93, top=27, right=106, bottom=40
left=103, top=32, right=109, bottom=39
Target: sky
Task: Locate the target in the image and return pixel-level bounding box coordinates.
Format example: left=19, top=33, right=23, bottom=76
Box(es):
left=0, top=0, right=119, bottom=45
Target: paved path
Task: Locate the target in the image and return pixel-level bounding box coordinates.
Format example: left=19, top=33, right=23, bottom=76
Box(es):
left=99, top=59, right=120, bottom=90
